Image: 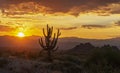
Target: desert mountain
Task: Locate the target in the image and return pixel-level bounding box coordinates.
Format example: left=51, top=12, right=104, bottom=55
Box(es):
left=0, top=36, right=120, bottom=52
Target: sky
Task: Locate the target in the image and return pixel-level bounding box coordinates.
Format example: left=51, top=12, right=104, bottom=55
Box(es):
left=0, top=0, right=120, bottom=39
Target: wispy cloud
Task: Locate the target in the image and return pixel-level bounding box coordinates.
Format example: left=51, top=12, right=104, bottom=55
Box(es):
left=81, top=20, right=120, bottom=29
left=115, top=21, right=120, bottom=26
left=0, top=25, right=16, bottom=32
left=81, top=24, right=109, bottom=29
left=59, top=27, right=77, bottom=30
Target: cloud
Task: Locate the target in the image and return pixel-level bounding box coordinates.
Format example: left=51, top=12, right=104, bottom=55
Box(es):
left=94, top=3, right=120, bottom=16
left=108, top=4, right=120, bottom=14
left=59, top=27, right=77, bottom=30
left=81, top=21, right=120, bottom=29
left=81, top=24, right=109, bottom=29
left=0, top=0, right=120, bottom=16
left=0, top=25, right=16, bottom=32
left=115, top=21, right=120, bottom=26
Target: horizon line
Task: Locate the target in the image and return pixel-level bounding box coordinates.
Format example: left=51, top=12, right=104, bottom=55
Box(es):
left=0, top=35, right=120, bottom=40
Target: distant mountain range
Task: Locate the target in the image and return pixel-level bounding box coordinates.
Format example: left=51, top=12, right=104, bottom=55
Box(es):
left=59, top=37, right=120, bottom=50
left=0, top=36, right=120, bottom=52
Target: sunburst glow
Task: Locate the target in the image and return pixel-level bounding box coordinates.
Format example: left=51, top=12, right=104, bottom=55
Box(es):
left=17, top=32, right=25, bottom=37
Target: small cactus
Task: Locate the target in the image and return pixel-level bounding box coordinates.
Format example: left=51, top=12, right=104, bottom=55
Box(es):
left=39, top=24, right=61, bottom=62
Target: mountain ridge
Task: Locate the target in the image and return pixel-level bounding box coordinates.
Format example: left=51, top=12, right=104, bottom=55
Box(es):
left=0, top=36, right=119, bottom=52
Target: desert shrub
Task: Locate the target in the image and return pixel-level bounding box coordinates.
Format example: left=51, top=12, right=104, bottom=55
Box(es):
left=55, top=55, right=81, bottom=65
left=9, top=67, right=13, bottom=71
left=44, top=61, right=82, bottom=73
left=0, top=58, right=9, bottom=68
left=41, top=55, right=82, bottom=73
left=27, top=52, right=39, bottom=60
left=84, top=47, right=120, bottom=73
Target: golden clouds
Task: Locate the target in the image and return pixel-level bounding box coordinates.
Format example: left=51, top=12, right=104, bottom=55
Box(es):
left=0, top=0, right=120, bottom=39
left=0, top=0, right=120, bottom=16
left=0, top=25, right=16, bottom=32
left=1, top=2, right=50, bottom=16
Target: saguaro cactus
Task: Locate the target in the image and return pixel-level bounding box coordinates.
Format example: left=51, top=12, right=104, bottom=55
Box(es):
left=39, top=25, right=61, bottom=61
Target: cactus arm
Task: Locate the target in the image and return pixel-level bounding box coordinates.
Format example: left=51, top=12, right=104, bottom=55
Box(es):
left=43, top=28, right=46, bottom=38
left=51, top=29, right=61, bottom=49
left=39, top=38, right=47, bottom=50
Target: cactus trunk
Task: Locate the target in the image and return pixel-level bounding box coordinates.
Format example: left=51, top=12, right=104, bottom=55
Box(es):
left=47, top=50, right=52, bottom=62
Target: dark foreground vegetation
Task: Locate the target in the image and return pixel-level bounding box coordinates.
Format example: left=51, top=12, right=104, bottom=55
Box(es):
left=0, top=43, right=120, bottom=73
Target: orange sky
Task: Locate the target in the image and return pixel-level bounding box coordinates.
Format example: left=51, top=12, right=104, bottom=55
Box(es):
left=0, top=0, right=120, bottom=39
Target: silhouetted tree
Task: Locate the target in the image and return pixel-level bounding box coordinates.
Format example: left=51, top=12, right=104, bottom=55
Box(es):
left=39, top=25, right=61, bottom=62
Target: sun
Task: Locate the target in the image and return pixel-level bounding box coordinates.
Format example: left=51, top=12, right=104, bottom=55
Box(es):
left=17, top=32, right=25, bottom=37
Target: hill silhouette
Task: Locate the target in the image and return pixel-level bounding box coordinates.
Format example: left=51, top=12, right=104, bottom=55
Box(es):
left=0, top=36, right=120, bottom=52
left=66, top=43, right=96, bottom=58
